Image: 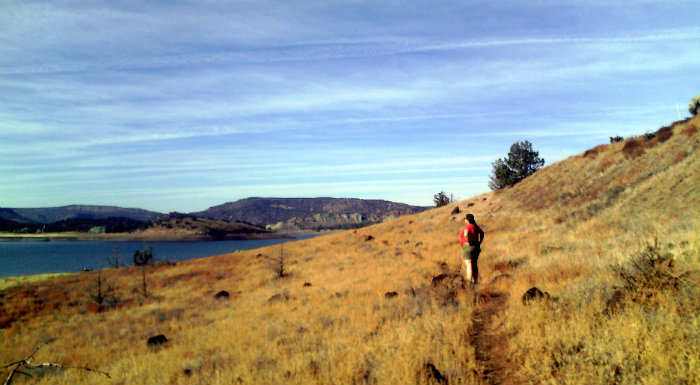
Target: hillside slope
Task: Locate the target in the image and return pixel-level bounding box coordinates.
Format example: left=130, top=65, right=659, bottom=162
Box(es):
left=1, top=116, right=698, bottom=385
left=196, top=197, right=429, bottom=230
left=133, top=213, right=280, bottom=241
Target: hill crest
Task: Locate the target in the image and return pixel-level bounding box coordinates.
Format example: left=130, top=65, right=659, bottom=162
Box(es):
left=195, top=197, right=429, bottom=231
left=2, top=205, right=162, bottom=224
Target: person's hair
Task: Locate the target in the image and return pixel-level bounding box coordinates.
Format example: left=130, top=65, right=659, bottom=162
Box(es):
left=466, top=214, right=475, bottom=224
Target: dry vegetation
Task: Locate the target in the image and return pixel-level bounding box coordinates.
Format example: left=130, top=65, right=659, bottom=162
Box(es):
left=1, top=116, right=699, bottom=385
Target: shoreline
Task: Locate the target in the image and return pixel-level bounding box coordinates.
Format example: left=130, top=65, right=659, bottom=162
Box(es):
left=0, top=272, right=71, bottom=290
left=0, top=231, right=295, bottom=242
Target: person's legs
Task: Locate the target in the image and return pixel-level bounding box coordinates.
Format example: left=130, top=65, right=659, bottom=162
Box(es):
left=470, top=258, right=478, bottom=284
left=463, top=258, right=473, bottom=282
left=470, top=245, right=481, bottom=284
left=461, top=245, right=472, bottom=281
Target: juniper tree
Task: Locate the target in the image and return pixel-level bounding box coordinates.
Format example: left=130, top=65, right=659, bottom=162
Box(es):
left=690, top=94, right=700, bottom=116
left=133, top=246, right=153, bottom=298
left=488, top=140, right=544, bottom=190
left=433, top=191, right=454, bottom=207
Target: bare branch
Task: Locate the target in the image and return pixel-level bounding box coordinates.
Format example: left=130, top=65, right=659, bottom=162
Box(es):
left=2, top=345, right=110, bottom=385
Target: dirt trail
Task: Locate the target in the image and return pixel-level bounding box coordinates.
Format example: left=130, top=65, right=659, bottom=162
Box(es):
left=469, top=284, right=522, bottom=385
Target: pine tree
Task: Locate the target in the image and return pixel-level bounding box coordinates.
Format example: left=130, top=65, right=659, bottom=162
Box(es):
left=488, top=140, right=544, bottom=190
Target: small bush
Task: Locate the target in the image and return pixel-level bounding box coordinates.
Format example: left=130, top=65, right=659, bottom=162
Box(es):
left=611, top=240, right=695, bottom=305
left=265, top=246, right=289, bottom=278
left=682, top=124, right=698, bottom=137
left=689, top=94, right=700, bottom=116
left=653, top=124, right=674, bottom=143
left=609, top=136, right=624, bottom=143
left=621, top=137, right=648, bottom=159
left=133, top=247, right=153, bottom=266
left=583, top=144, right=605, bottom=159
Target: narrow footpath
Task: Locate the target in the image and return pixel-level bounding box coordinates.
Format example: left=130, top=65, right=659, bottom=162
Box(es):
left=468, top=283, right=522, bottom=385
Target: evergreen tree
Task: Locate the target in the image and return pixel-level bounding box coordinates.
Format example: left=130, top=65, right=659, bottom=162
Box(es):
left=433, top=191, right=453, bottom=207
left=488, top=140, right=544, bottom=190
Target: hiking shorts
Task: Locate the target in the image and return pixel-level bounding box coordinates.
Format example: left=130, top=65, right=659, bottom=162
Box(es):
left=462, top=244, right=480, bottom=261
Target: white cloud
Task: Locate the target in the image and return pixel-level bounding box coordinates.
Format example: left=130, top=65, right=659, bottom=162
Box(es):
left=1, top=1, right=697, bottom=211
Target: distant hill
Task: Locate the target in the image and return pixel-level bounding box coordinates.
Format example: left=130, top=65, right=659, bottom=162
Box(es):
left=195, top=197, right=430, bottom=231
left=1, top=205, right=162, bottom=224
left=135, top=212, right=276, bottom=240
left=0, top=208, right=27, bottom=223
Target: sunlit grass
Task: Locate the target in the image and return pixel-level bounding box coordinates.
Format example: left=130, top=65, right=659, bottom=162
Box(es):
left=0, top=272, right=70, bottom=290
left=1, top=116, right=698, bottom=384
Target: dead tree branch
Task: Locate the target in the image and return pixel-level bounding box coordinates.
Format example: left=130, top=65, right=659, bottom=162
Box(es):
left=264, top=245, right=288, bottom=278
left=2, top=346, right=110, bottom=385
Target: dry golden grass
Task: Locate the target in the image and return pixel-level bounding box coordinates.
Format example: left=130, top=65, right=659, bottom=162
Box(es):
left=1, top=116, right=699, bottom=385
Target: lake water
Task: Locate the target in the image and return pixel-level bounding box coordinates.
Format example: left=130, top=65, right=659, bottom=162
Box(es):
left=0, top=236, right=315, bottom=278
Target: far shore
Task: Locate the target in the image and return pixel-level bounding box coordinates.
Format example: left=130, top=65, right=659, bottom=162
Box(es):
left=0, top=231, right=294, bottom=242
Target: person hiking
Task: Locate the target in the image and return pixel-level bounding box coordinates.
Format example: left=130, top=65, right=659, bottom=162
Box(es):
left=459, top=213, right=484, bottom=284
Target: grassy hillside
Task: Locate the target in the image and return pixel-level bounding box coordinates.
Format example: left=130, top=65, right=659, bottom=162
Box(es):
left=1, top=116, right=698, bottom=385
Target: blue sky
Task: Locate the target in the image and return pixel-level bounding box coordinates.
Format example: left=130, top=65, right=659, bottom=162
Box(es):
left=1, top=1, right=698, bottom=213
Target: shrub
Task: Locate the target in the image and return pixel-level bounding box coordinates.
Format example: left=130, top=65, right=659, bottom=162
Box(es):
left=609, top=136, right=624, bottom=143
left=133, top=246, right=153, bottom=266
left=583, top=144, right=605, bottom=159
left=653, top=124, right=674, bottom=143
left=133, top=246, right=153, bottom=298
left=621, top=137, right=647, bottom=159
left=682, top=124, right=698, bottom=136
left=689, top=94, right=700, bottom=116
left=265, top=246, right=289, bottom=278
left=611, top=240, right=695, bottom=304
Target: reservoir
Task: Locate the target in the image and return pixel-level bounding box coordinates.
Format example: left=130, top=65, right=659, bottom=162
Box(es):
left=0, top=236, right=315, bottom=278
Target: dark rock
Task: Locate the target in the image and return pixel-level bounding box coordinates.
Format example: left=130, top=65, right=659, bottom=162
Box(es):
left=521, top=287, right=551, bottom=304
left=415, top=241, right=423, bottom=247
left=384, top=291, right=398, bottom=299
left=450, top=206, right=460, bottom=214
left=431, top=274, right=448, bottom=285
left=303, top=282, right=312, bottom=287
left=427, top=273, right=469, bottom=307
left=489, top=274, right=511, bottom=284
left=365, top=235, right=374, bottom=241
left=605, top=289, right=626, bottom=314
left=214, top=290, right=230, bottom=299
left=147, top=334, right=168, bottom=349
left=268, top=293, right=286, bottom=303
left=418, top=362, right=448, bottom=384
left=467, top=202, right=475, bottom=207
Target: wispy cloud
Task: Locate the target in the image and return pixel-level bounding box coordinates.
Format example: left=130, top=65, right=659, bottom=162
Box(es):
left=1, top=1, right=698, bottom=211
